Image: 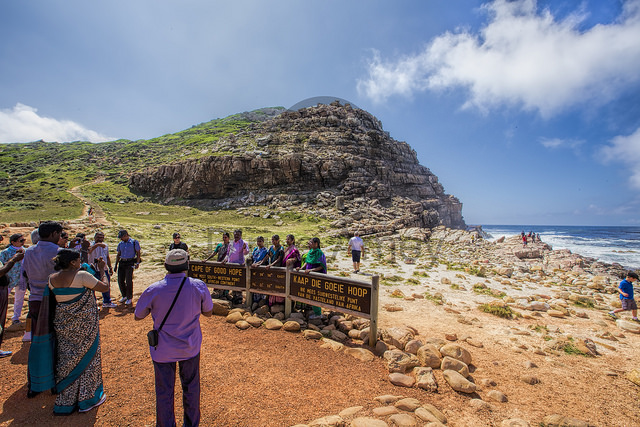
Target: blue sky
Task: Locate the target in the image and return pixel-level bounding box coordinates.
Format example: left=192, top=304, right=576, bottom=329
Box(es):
left=1, top=0, right=640, bottom=226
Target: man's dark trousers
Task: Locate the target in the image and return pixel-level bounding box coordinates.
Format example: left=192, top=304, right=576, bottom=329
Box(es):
left=153, top=353, right=200, bottom=427
left=117, top=260, right=135, bottom=300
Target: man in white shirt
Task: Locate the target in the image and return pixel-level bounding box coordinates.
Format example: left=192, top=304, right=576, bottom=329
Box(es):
left=347, top=231, right=365, bottom=273
left=89, top=231, right=115, bottom=308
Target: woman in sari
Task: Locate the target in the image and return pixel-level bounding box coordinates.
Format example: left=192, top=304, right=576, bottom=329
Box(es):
left=48, top=249, right=109, bottom=415
left=297, top=237, right=327, bottom=318
left=283, top=234, right=301, bottom=269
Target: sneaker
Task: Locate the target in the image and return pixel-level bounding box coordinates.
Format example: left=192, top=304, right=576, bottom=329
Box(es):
left=118, top=297, right=127, bottom=303
left=608, top=312, right=618, bottom=320
left=0, top=350, right=12, bottom=358
left=79, top=394, right=106, bottom=412
left=102, top=302, right=117, bottom=308
left=125, top=299, right=132, bottom=305
left=22, top=332, right=31, bottom=342
left=632, top=318, right=640, bottom=323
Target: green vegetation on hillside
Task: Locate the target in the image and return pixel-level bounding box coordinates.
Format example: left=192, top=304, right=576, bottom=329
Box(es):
left=0, top=108, right=285, bottom=222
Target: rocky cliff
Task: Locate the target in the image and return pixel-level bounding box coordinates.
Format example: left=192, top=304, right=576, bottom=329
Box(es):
left=129, top=102, right=465, bottom=234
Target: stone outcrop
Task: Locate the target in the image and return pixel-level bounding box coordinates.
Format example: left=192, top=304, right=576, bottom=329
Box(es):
left=129, top=101, right=465, bottom=231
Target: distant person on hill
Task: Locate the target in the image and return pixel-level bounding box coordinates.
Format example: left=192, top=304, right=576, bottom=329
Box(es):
left=114, top=229, right=141, bottom=306
left=169, top=232, right=188, bottom=253
left=347, top=231, right=365, bottom=273
left=0, top=238, right=24, bottom=358
left=0, top=234, right=26, bottom=326
left=522, top=233, right=527, bottom=247
left=134, top=249, right=213, bottom=427
left=609, top=272, right=639, bottom=322
left=223, top=230, right=249, bottom=305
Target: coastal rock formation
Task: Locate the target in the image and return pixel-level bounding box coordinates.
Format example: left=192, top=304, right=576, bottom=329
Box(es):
left=130, top=102, right=465, bottom=231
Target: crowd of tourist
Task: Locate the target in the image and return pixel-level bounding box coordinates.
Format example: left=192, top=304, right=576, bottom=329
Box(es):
left=0, top=220, right=364, bottom=425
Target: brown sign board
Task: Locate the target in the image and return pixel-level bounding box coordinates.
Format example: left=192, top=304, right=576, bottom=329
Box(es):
left=289, top=272, right=372, bottom=318
left=188, top=261, right=246, bottom=290
left=249, top=267, right=286, bottom=296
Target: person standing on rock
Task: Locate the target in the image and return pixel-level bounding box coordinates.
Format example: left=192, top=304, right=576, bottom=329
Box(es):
left=347, top=231, right=365, bottom=273
left=114, top=229, right=141, bottom=306
left=609, top=271, right=639, bottom=322
left=134, top=249, right=213, bottom=427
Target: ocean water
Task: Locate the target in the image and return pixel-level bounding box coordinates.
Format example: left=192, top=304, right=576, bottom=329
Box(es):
left=480, top=225, right=640, bottom=270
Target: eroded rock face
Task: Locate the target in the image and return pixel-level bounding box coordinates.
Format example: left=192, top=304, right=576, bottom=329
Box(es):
left=129, top=102, right=465, bottom=231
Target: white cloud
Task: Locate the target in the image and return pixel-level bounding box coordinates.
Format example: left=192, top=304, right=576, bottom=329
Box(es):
left=0, top=103, right=113, bottom=143
left=600, top=127, right=640, bottom=188
left=357, top=0, right=640, bottom=117
left=540, top=137, right=584, bottom=153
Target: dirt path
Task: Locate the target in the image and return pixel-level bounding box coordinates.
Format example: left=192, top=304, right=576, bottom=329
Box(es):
left=68, top=178, right=111, bottom=227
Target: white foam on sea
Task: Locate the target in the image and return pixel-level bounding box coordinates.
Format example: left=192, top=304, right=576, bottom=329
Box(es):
left=483, top=226, right=640, bottom=269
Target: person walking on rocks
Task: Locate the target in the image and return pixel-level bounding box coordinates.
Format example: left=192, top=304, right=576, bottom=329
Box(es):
left=0, top=234, right=26, bottom=326
left=347, top=231, right=365, bottom=273
left=114, top=229, right=141, bottom=306
left=134, top=249, right=213, bottom=427
left=609, top=271, right=639, bottom=322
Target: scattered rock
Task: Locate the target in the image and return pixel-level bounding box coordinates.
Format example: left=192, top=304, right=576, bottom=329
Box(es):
left=413, top=367, right=438, bottom=392
left=442, top=369, right=476, bottom=393
left=351, top=417, right=389, bottom=427
left=388, top=413, right=418, bottom=426
left=373, top=406, right=399, bottom=416
left=616, top=319, right=640, bottom=334
left=417, top=404, right=447, bottom=424
left=469, top=398, right=491, bottom=410
left=487, top=390, right=508, bottom=403
left=303, top=330, right=323, bottom=340
left=627, top=368, right=640, bottom=386
left=264, top=318, right=283, bottom=330
left=441, top=356, right=470, bottom=377
left=394, top=397, right=421, bottom=412
left=389, top=373, right=415, bottom=388
left=345, top=347, right=375, bottom=362
left=235, top=320, right=250, bottom=330
left=417, top=345, right=442, bottom=369
left=521, top=375, right=540, bottom=385
left=308, top=415, right=344, bottom=427
left=283, top=321, right=301, bottom=332
left=374, top=395, right=403, bottom=405
left=226, top=311, right=244, bottom=323
left=500, top=419, right=530, bottom=427
left=541, top=414, right=590, bottom=427
left=439, top=343, right=472, bottom=365
left=338, top=406, right=364, bottom=418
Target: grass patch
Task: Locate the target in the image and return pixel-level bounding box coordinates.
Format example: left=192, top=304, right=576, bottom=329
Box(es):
left=562, top=343, right=588, bottom=356
left=572, top=299, right=595, bottom=309
left=478, top=303, right=514, bottom=318
left=412, top=270, right=430, bottom=278
left=406, top=278, right=421, bottom=285
left=473, top=284, right=506, bottom=299
left=450, top=284, right=461, bottom=290
left=424, top=292, right=444, bottom=305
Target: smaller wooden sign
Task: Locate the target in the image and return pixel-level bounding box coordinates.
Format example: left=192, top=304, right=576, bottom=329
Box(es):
left=249, top=267, right=286, bottom=296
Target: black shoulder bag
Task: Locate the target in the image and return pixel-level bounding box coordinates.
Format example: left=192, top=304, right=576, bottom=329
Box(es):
left=147, top=276, right=187, bottom=349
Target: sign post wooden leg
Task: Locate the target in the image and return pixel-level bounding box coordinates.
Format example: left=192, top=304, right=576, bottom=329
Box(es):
left=285, top=265, right=292, bottom=318
left=369, top=275, right=379, bottom=348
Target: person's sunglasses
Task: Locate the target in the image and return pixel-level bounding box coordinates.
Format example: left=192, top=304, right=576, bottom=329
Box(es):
left=18, top=239, right=26, bottom=242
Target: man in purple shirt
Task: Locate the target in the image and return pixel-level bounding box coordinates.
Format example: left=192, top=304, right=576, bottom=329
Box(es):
left=134, top=249, right=213, bottom=427
left=21, top=221, right=62, bottom=342
left=222, top=229, right=249, bottom=305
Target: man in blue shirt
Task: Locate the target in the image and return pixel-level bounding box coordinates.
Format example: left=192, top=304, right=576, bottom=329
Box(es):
left=114, top=229, right=141, bottom=306
left=609, top=271, right=638, bottom=322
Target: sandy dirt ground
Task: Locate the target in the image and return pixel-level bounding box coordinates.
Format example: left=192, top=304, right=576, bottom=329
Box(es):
left=1, top=224, right=639, bottom=426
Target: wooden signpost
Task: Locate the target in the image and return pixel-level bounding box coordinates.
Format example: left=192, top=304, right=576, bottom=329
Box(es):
left=189, top=260, right=379, bottom=347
